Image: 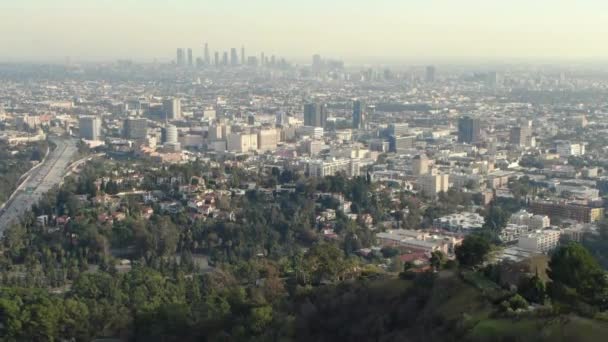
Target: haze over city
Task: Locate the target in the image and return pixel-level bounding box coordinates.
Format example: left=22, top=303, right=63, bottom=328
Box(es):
left=3, top=0, right=608, bottom=63
left=3, top=1, right=608, bottom=341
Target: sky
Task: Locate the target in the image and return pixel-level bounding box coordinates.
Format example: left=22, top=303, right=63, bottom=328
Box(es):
left=2, top=0, right=608, bottom=63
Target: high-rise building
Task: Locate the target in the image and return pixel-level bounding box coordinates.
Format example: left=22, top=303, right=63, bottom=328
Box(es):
left=162, top=98, right=181, bottom=121
left=312, top=54, right=322, bottom=73
left=420, top=173, right=450, bottom=198
left=230, top=48, right=238, bottom=66
left=187, top=48, right=193, bottom=66
left=257, top=128, right=278, bottom=152
left=510, top=126, right=531, bottom=147
left=176, top=48, right=185, bottom=66
left=222, top=51, right=228, bottom=66
left=389, top=135, right=415, bottom=154
left=425, top=65, right=436, bottom=83
left=304, top=103, right=327, bottom=128
left=123, top=117, right=148, bottom=140
left=388, top=123, right=409, bottom=137
left=161, top=124, right=178, bottom=144
left=204, top=43, right=210, bottom=65
left=214, top=51, right=219, bottom=66
left=412, top=154, right=430, bottom=176
left=458, top=116, right=481, bottom=143
left=352, top=100, right=365, bottom=129
left=79, top=116, right=101, bottom=141
left=241, top=46, right=245, bottom=65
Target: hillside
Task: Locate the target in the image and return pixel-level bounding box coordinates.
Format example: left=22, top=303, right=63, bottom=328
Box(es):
left=294, top=271, right=608, bottom=342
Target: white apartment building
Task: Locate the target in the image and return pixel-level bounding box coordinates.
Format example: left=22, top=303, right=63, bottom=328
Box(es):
left=518, top=229, right=561, bottom=253
left=308, top=158, right=360, bottom=178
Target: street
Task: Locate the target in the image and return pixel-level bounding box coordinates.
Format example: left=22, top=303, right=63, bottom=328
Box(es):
left=0, top=137, right=78, bottom=234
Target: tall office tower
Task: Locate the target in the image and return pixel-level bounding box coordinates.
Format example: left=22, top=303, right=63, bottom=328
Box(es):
left=261, top=52, right=265, bottom=66
left=187, top=48, right=193, bottom=66
left=270, top=55, right=276, bottom=66
left=241, top=46, right=245, bottom=65
left=247, top=56, right=258, bottom=67
left=222, top=51, right=228, bottom=66
left=458, top=116, right=481, bottom=143
left=388, top=123, right=409, bottom=137
left=312, top=54, right=322, bottom=73
left=214, top=51, right=219, bottom=66
left=425, top=65, right=436, bottom=83
left=248, top=114, right=255, bottom=125
left=352, top=100, right=365, bottom=129
left=204, top=43, right=210, bottom=65
left=389, top=135, right=415, bottom=154
left=230, top=48, right=238, bottom=66
left=276, top=112, right=287, bottom=126
left=412, top=154, right=430, bottom=176
left=123, top=117, right=148, bottom=140
left=304, top=103, right=327, bottom=128
left=176, top=48, right=185, bottom=66
left=510, top=126, right=531, bottom=147
left=163, top=98, right=182, bottom=121
left=79, top=116, right=101, bottom=141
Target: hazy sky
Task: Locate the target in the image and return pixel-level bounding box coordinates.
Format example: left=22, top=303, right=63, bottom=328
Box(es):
left=2, top=0, right=608, bottom=63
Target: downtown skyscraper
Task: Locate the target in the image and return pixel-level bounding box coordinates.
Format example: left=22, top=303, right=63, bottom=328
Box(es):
left=352, top=100, right=365, bottom=129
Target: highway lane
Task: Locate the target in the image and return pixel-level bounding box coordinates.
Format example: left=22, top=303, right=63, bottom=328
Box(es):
left=0, top=137, right=78, bottom=234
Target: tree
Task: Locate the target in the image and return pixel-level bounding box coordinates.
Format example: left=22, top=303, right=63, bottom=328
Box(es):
left=483, top=205, right=509, bottom=231
left=430, top=251, right=446, bottom=271
left=518, top=274, right=546, bottom=304
left=548, top=242, right=607, bottom=305
left=455, top=235, right=491, bottom=267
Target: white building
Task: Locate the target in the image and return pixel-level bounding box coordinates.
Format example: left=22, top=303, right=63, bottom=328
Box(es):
left=510, top=210, right=550, bottom=230
left=308, top=158, right=360, bottom=178
left=433, top=212, right=485, bottom=233
left=556, top=141, right=585, bottom=157
left=227, top=133, right=258, bottom=153
left=297, top=126, right=324, bottom=139
left=518, top=229, right=561, bottom=253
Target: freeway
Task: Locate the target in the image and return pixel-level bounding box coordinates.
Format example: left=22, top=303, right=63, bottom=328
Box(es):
left=0, top=137, right=78, bottom=234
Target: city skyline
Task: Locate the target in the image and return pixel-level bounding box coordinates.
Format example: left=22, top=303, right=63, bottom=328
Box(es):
left=3, top=0, right=608, bottom=63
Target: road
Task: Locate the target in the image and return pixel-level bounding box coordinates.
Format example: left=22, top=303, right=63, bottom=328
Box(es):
left=0, top=137, right=78, bottom=234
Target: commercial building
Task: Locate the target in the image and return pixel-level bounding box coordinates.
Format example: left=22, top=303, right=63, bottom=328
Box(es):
left=227, top=133, right=258, bottom=153
left=419, top=173, right=450, bottom=198
left=458, top=116, right=481, bottom=143
left=303, top=102, right=327, bottom=128
left=509, top=126, right=532, bottom=147
left=388, top=123, right=410, bottom=137
left=163, top=98, right=181, bottom=120
left=79, top=116, right=101, bottom=141
left=556, top=141, right=585, bottom=157
left=389, top=135, right=415, bottom=154
left=412, top=154, right=430, bottom=176
left=425, top=65, right=436, bottom=83
left=161, top=124, right=178, bottom=144
left=123, top=117, right=148, bottom=140
left=352, top=99, right=365, bottom=129
left=257, top=128, right=278, bottom=152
